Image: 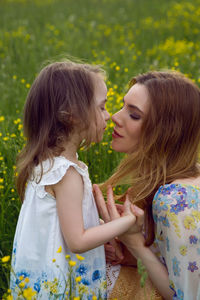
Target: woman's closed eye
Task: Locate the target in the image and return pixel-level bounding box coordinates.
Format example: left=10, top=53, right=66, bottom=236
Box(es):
left=130, top=112, right=141, bottom=120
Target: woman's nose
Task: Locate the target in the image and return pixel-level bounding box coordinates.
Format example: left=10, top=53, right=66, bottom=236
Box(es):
left=112, top=110, right=122, bottom=126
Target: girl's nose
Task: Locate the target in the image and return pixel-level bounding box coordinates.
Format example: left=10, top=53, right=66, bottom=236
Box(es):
left=105, top=110, right=110, bottom=121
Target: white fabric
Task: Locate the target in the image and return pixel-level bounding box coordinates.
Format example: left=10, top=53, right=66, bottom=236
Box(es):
left=10, top=156, right=107, bottom=299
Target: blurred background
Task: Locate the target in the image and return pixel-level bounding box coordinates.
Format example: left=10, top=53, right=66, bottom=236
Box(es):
left=1, top=0, right=200, bottom=296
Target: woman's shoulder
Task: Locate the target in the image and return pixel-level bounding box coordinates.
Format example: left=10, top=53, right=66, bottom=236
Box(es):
left=155, top=176, right=200, bottom=198
left=153, top=180, right=200, bottom=217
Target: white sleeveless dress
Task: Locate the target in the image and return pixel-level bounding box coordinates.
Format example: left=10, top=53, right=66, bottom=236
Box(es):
left=10, top=156, right=107, bottom=299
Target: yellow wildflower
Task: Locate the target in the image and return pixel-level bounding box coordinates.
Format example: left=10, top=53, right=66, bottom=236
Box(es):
left=65, top=254, right=71, bottom=259
left=184, top=216, right=196, bottom=229
left=75, top=276, right=81, bottom=282
left=73, top=297, right=80, bottom=300
left=26, top=83, right=30, bottom=88
left=92, top=297, right=97, bottom=300
left=57, top=246, right=62, bottom=253
left=192, top=210, right=200, bottom=221
left=69, top=260, right=76, bottom=267
left=7, top=295, right=13, bottom=300
left=19, top=275, right=24, bottom=281
left=76, top=254, right=85, bottom=261
left=19, top=281, right=25, bottom=288
left=21, top=79, right=25, bottom=84
left=0, top=116, right=5, bottom=122
left=24, top=277, right=29, bottom=283
left=1, top=256, right=10, bottom=263
left=52, top=258, right=56, bottom=262
left=179, top=245, right=187, bottom=256
left=23, top=287, right=36, bottom=300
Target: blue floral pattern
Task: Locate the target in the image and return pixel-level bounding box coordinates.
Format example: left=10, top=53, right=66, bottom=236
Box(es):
left=153, top=184, right=200, bottom=300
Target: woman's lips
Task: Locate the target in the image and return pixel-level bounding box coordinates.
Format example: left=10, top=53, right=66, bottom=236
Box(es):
left=112, top=129, right=123, bottom=138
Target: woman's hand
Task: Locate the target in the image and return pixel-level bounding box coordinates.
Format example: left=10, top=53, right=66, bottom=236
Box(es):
left=93, top=184, right=145, bottom=258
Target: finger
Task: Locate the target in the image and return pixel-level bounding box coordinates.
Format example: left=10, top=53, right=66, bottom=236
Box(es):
left=93, top=184, right=110, bottom=222
left=107, top=185, right=120, bottom=220
left=99, top=218, right=104, bottom=225
left=123, top=195, right=132, bottom=214
left=131, top=204, right=144, bottom=227
left=115, top=204, right=124, bottom=215
left=109, top=239, right=124, bottom=260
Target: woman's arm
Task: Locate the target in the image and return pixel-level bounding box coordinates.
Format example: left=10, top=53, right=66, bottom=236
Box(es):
left=94, top=184, right=174, bottom=299
left=53, top=167, right=136, bottom=253
left=119, top=231, right=173, bottom=300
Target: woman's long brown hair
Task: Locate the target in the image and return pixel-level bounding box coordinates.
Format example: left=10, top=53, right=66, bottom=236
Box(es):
left=101, top=71, right=200, bottom=246
left=16, top=60, right=105, bottom=201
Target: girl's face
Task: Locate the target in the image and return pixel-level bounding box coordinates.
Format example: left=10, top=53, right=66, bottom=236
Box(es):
left=111, top=83, right=149, bottom=153
left=92, top=76, right=110, bottom=142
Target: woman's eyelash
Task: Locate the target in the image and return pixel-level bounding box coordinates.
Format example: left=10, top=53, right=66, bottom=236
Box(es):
left=130, top=113, right=141, bottom=120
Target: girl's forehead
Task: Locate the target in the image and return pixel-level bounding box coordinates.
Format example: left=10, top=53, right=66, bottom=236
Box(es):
left=94, top=77, right=107, bottom=105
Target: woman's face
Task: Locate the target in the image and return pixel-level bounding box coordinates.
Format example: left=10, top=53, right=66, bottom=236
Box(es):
left=111, top=83, right=149, bottom=153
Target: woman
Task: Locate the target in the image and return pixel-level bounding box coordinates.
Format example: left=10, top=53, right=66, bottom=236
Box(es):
left=94, top=70, right=200, bottom=300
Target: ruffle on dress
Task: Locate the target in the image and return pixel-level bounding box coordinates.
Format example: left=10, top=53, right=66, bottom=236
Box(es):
left=30, top=156, right=88, bottom=199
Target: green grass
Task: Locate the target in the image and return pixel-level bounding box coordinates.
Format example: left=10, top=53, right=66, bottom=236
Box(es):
left=1, top=0, right=200, bottom=296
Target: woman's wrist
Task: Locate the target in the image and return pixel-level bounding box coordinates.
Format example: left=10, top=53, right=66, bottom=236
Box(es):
left=119, top=232, right=145, bottom=259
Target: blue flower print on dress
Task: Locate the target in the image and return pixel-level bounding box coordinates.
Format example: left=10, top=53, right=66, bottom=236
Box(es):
left=92, top=270, right=101, bottom=281
left=159, top=184, right=176, bottom=195
left=158, top=215, right=170, bottom=227
left=189, top=235, right=198, bottom=244
left=176, top=289, right=184, bottom=300
left=172, top=257, right=181, bottom=276
left=186, top=187, right=199, bottom=209
left=76, top=264, right=89, bottom=276
left=153, top=194, right=173, bottom=214
left=188, top=261, right=198, bottom=272
left=34, top=280, right=41, bottom=293
left=81, top=278, right=90, bottom=286
left=15, top=270, right=30, bottom=285
left=170, top=200, right=188, bottom=215
left=170, top=186, right=187, bottom=201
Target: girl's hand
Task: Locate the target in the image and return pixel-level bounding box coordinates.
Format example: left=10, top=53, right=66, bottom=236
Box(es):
left=93, top=184, right=144, bottom=239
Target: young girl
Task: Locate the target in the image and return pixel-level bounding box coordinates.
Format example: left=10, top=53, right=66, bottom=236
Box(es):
left=10, top=60, right=138, bottom=299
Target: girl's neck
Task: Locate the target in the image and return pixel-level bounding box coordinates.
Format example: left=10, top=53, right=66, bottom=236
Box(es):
left=60, top=137, right=80, bottom=165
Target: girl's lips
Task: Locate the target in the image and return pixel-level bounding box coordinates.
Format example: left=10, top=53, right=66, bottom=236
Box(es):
left=112, top=129, right=123, bottom=138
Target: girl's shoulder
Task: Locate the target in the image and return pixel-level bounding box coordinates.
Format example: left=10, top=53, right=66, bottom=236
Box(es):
left=32, top=156, right=88, bottom=185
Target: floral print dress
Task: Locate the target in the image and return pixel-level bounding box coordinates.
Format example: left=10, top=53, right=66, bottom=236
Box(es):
left=10, top=156, right=107, bottom=299
left=153, top=183, right=200, bottom=300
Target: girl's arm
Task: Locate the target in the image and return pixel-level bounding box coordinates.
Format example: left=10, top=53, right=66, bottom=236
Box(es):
left=53, top=167, right=136, bottom=253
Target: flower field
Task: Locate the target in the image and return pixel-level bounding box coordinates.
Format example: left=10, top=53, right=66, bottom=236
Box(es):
left=1, top=0, right=200, bottom=297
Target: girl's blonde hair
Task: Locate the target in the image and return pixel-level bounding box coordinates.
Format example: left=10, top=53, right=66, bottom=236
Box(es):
left=101, top=70, right=200, bottom=245
left=17, top=60, right=105, bottom=201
